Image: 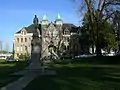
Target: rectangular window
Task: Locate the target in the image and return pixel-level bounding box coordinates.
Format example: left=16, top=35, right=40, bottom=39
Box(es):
left=21, top=47, right=22, bottom=51
left=17, top=47, right=19, bottom=51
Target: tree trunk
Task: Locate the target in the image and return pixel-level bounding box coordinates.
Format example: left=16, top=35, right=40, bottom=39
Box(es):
left=92, top=45, right=94, bottom=54
left=96, top=24, right=102, bottom=56
left=118, top=44, right=120, bottom=51
left=96, top=47, right=102, bottom=56
left=96, top=40, right=102, bottom=56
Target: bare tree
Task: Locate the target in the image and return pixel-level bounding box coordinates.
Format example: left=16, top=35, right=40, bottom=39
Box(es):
left=113, top=10, right=120, bottom=51
left=72, top=0, right=120, bottom=56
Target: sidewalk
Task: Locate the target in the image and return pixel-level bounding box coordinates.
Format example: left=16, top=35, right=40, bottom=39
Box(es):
left=0, top=73, right=38, bottom=90
left=0, top=57, right=56, bottom=90
left=0, top=53, right=56, bottom=90
left=1, top=68, right=56, bottom=90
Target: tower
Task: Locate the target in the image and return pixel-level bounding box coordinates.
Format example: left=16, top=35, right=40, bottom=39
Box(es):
left=41, top=14, right=49, bottom=58
left=55, top=13, right=63, bottom=40
left=41, top=14, right=49, bottom=26
left=55, top=13, right=63, bottom=26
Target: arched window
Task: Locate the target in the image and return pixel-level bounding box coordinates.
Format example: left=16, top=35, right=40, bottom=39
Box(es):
left=21, top=38, right=23, bottom=42
left=25, top=38, right=27, bottom=42
left=17, top=38, right=19, bottom=42
left=24, top=31, right=27, bottom=35
left=21, top=31, right=24, bottom=35
left=21, top=29, right=27, bottom=35
left=17, top=54, right=19, bottom=57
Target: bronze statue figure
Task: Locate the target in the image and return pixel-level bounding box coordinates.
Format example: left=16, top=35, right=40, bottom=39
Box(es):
left=33, top=15, right=39, bottom=26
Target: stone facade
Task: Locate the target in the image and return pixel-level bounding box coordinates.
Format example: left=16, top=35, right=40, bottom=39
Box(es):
left=14, top=29, right=32, bottom=59
left=13, top=14, right=80, bottom=59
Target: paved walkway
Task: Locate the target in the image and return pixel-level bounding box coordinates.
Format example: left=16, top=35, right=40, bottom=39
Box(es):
left=0, top=54, right=56, bottom=90
left=0, top=73, right=38, bottom=90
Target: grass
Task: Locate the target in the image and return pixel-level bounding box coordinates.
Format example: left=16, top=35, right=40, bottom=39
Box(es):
left=0, top=75, right=22, bottom=88
left=24, top=56, right=120, bottom=90
left=0, top=59, right=29, bottom=88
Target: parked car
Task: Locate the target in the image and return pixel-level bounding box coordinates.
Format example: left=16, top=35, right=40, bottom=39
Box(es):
left=5, top=57, right=19, bottom=62
left=5, top=57, right=14, bottom=62
left=75, top=54, right=95, bottom=59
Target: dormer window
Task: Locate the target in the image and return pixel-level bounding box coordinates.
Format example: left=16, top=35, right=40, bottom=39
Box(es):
left=21, top=31, right=24, bottom=35
left=21, top=28, right=27, bottom=35
left=22, top=31, right=27, bottom=35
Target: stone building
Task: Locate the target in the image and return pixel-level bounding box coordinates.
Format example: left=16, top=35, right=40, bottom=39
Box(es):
left=13, top=14, right=80, bottom=59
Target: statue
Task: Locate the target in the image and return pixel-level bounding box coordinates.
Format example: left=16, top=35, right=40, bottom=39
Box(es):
left=33, top=15, right=39, bottom=27
left=33, top=15, right=39, bottom=37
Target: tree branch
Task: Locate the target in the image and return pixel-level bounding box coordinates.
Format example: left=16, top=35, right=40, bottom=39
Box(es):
left=98, top=0, right=103, bottom=11
left=102, top=12, right=115, bottom=24
left=100, top=0, right=106, bottom=12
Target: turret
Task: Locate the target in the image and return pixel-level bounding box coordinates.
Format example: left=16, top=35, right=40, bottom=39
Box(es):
left=41, top=14, right=49, bottom=25
left=55, top=13, right=63, bottom=25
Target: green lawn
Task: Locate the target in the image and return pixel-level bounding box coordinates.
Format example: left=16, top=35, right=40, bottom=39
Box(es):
left=0, top=59, right=29, bottom=88
left=24, top=56, right=120, bottom=90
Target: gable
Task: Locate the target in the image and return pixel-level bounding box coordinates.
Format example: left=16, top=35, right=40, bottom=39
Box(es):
left=47, top=22, right=56, bottom=32
left=15, top=24, right=41, bottom=34
left=64, top=28, right=70, bottom=34
left=46, top=23, right=59, bottom=37
left=21, top=28, right=27, bottom=35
